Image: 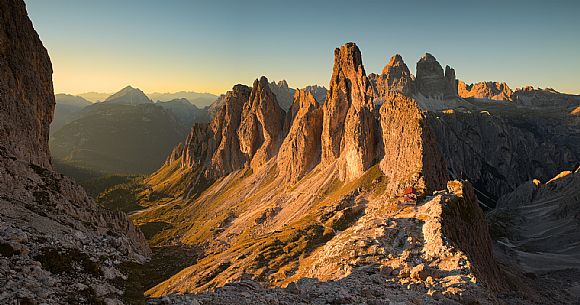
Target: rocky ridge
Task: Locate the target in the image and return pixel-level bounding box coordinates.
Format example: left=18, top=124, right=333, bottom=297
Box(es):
left=148, top=181, right=524, bottom=304
left=268, top=80, right=295, bottom=111
left=458, top=81, right=513, bottom=101
left=513, top=86, right=580, bottom=109
left=127, top=42, right=580, bottom=304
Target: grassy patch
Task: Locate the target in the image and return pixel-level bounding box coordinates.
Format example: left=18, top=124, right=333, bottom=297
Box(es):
left=96, top=178, right=146, bottom=213
left=138, top=221, right=173, bottom=240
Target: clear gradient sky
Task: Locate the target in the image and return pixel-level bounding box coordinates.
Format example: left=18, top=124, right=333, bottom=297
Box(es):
left=25, top=0, right=580, bottom=95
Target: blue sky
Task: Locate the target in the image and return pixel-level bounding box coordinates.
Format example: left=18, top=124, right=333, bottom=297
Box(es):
left=25, top=0, right=580, bottom=95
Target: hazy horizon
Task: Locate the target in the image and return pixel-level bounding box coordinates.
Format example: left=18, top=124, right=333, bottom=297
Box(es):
left=25, top=0, right=580, bottom=95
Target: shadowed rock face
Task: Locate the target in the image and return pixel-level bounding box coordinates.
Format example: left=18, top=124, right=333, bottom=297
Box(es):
left=426, top=110, right=578, bottom=201
left=303, top=85, right=327, bottom=104
left=485, top=168, right=580, bottom=303
left=0, top=0, right=54, bottom=168
left=0, top=1, right=151, bottom=303
left=444, top=65, right=457, bottom=97
left=415, top=53, right=457, bottom=99
left=268, top=80, right=295, bottom=111
left=277, top=90, right=323, bottom=183
left=321, top=42, right=377, bottom=181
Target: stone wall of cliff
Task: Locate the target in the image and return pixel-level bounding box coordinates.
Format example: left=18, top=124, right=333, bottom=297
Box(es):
left=0, top=1, right=151, bottom=303
left=0, top=0, right=54, bottom=167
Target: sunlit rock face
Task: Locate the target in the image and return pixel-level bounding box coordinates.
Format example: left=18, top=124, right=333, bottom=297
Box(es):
left=370, top=54, right=415, bottom=97
left=209, top=85, right=251, bottom=177
left=379, top=93, right=448, bottom=195
left=321, top=42, right=377, bottom=181
left=166, top=77, right=286, bottom=176
left=238, top=76, right=286, bottom=170
left=457, top=80, right=513, bottom=101
left=277, top=89, right=323, bottom=183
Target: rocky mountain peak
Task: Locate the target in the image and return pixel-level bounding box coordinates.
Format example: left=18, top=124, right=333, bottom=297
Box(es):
left=165, top=78, right=285, bottom=178
left=238, top=76, right=285, bottom=170
left=415, top=53, right=456, bottom=98
left=278, top=90, right=323, bottom=183
left=419, top=52, right=437, bottom=63
left=373, top=54, right=414, bottom=96
left=276, top=79, right=289, bottom=89
left=332, top=42, right=367, bottom=85
left=303, top=85, right=327, bottom=104
left=105, top=85, right=152, bottom=105
left=322, top=42, right=376, bottom=181
left=268, top=79, right=295, bottom=110
left=208, top=84, right=251, bottom=177
left=444, top=65, right=457, bottom=97
left=382, top=54, right=403, bottom=74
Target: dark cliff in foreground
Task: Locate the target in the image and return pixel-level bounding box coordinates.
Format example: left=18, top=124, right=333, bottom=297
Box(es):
left=0, top=1, right=150, bottom=304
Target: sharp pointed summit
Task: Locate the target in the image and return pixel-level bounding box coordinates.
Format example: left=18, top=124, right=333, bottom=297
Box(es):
left=105, top=85, right=153, bottom=105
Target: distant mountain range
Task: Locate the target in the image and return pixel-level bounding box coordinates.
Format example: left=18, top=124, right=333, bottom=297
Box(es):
left=51, top=94, right=92, bottom=133
left=50, top=86, right=211, bottom=175
left=148, top=91, right=217, bottom=107
left=76, top=90, right=218, bottom=107
left=77, top=91, right=111, bottom=102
